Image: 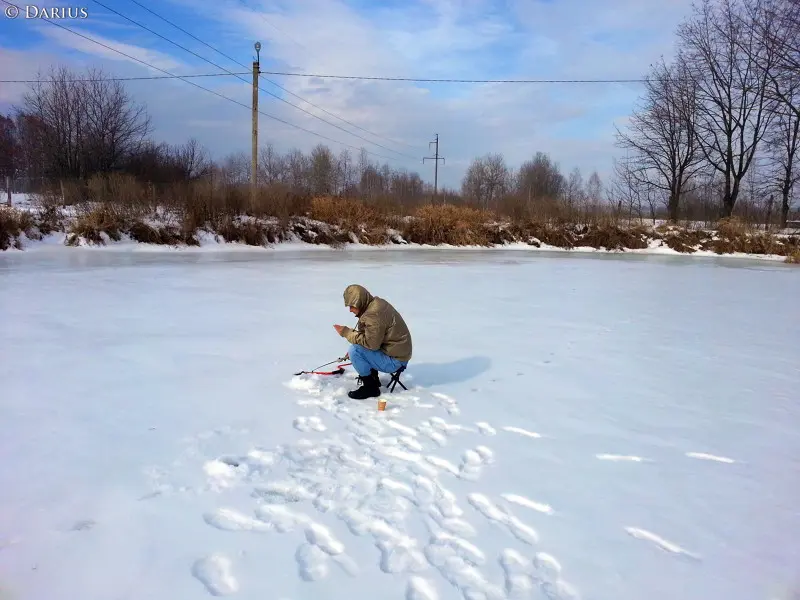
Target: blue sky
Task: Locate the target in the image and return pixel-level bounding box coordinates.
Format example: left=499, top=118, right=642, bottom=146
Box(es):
left=0, top=0, right=693, bottom=189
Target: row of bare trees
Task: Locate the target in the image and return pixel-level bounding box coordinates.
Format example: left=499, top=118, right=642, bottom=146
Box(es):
left=458, top=151, right=607, bottom=220
left=614, top=0, right=799, bottom=227
left=0, top=65, right=436, bottom=205
left=0, top=65, right=599, bottom=215
left=219, top=144, right=427, bottom=202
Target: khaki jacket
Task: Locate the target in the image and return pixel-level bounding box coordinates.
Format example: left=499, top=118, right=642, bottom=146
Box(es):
left=339, top=284, right=413, bottom=362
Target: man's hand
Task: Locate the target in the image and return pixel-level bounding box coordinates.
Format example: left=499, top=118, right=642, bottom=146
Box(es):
left=333, top=324, right=346, bottom=336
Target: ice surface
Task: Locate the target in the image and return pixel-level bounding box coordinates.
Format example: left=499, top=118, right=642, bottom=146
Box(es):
left=1, top=248, right=799, bottom=600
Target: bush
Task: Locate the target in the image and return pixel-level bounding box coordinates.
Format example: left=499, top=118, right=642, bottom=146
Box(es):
left=704, top=216, right=790, bottom=256
left=253, top=184, right=310, bottom=220
left=127, top=221, right=193, bottom=245
left=579, top=223, right=650, bottom=250
left=87, top=173, right=150, bottom=216
left=401, top=204, right=494, bottom=246
left=66, top=205, right=126, bottom=245
left=661, top=229, right=709, bottom=253
left=523, top=221, right=577, bottom=248
left=310, top=196, right=382, bottom=231
left=0, top=207, right=37, bottom=250
left=715, top=216, right=750, bottom=239
left=290, top=219, right=350, bottom=247
left=214, top=216, right=270, bottom=246
left=36, top=205, right=64, bottom=235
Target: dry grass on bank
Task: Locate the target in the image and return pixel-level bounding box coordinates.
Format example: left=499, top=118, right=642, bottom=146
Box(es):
left=655, top=217, right=800, bottom=259
left=403, top=205, right=494, bottom=246
left=6, top=175, right=800, bottom=263
left=0, top=207, right=36, bottom=250
left=786, top=250, right=800, bottom=264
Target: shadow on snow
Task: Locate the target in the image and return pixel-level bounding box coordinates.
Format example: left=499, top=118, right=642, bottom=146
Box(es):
left=405, top=356, right=491, bottom=388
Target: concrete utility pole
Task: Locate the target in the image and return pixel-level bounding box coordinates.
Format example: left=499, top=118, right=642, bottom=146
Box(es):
left=251, top=41, right=261, bottom=211
left=5, top=175, right=11, bottom=206
left=423, top=134, right=445, bottom=201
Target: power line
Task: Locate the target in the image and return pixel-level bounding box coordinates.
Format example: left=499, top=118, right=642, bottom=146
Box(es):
left=260, top=71, right=649, bottom=84
left=91, top=0, right=419, bottom=158
left=0, top=72, right=249, bottom=83
left=0, top=0, right=403, bottom=163
left=127, top=0, right=396, bottom=151
left=0, top=71, right=650, bottom=85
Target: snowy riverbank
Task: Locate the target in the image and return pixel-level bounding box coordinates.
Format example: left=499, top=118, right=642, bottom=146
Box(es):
left=2, top=194, right=798, bottom=264
left=2, top=228, right=794, bottom=265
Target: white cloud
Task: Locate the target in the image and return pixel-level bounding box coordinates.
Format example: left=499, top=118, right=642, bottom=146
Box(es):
left=38, top=25, right=186, bottom=73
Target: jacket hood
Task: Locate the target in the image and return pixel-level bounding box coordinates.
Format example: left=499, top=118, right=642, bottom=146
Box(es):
left=343, top=284, right=374, bottom=311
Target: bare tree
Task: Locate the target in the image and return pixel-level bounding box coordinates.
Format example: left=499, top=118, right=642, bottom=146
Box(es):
left=18, top=66, right=150, bottom=180
left=360, top=164, right=388, bottom=200
left=220, top=151, right=249, bottom=185
left=81, top=71, right=150, bottom=173
left=586, top=171, right=603, bottom=203
left=611, top=157, right=646, bottom=221
left=171, top=138, right=210, bottom=180
left=564, top=167, right=585, bottom=212
left=461, top=153, right=511, bottom=209
left=389, top=169, right=424, bottom=202
left=14, top=113, right=48, bottom=184
left=259, top=143, right=286, bottom=185
left=515, top=152, right=565, bottom=204
left=767, top=99, right=800, bottom=227
left=356, top=148, right=371, bottom=199
left=335, top=149, right=355, bottom=195
left=309, top=144, right=335, bottom=195
left=0, top=114, right=17, bottom=180
left=284, top=148, right=309, bottom=192
left=615, top=56, right=702, bottom=221
left=677, top=0, right=779, bottom=217
left=752, top=0, right=800, bottom=227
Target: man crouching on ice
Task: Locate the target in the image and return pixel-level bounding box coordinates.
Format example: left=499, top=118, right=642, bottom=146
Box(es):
left=333, top=284, right=412, bottom=399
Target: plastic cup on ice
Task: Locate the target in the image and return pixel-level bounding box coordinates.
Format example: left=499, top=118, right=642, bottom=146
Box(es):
left=377, top=399, right=387, bottom=411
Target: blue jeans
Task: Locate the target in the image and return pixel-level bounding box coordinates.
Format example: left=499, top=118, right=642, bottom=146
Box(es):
left=349, top=344, right=407, bottom=376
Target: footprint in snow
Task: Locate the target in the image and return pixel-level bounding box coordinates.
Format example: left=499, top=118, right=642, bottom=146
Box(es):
left=201, top=449, right=279, bottom=492
left=203, top=458, right=250, bottom=492
left=191, top=376, right=580, bottom=599
left=70, top=519, right=96, bottom=532
left=203, top=507, right=272, bottom=533
left=430, top=392, right=460, bottom=415
left=624, top=527, right=701, bottom=560
left=457, top=446, right=494, bottom=481
left=685, top=452, right=735, bottom=464
left=467, top=493, right=539, bottom=546
left=476, top=422, right=497, bottom=436
left=192, top=554, right=239, bottom=596
left=595, top=454, right=647, bottom=462
left=502, top=426, right=542, bottom=439
left=293, top=415, right=327, bottom=433
left=295, top=536, right=359, bottom=582
left=499, top=549, right=578, bottom=600
left=405, top=576, right=439, bottom=600
left=500, top=493, right=554, bottom=516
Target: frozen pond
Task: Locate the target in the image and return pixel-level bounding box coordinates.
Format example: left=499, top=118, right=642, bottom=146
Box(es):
left=1, top=248, right=799, bottom=600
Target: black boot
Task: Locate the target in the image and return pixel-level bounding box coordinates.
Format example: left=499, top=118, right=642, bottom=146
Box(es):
left=348, top=369, right=381, bottom=399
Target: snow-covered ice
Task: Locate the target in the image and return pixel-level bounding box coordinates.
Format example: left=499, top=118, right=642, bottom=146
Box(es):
left=1, top=248, right=799, bottom=600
